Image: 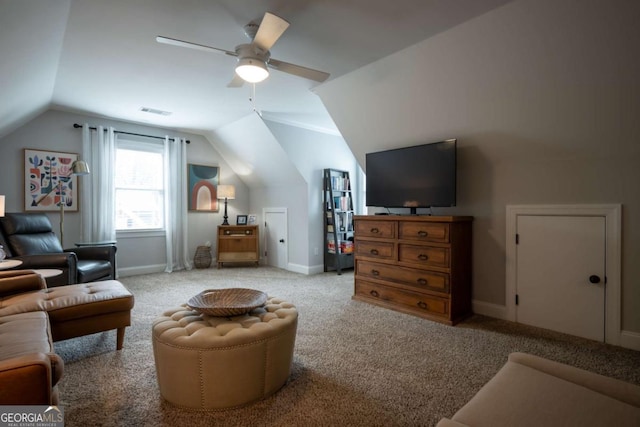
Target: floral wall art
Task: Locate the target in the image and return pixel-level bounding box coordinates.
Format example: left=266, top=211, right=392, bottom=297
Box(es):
left=24, top=149, right=79, bottom=212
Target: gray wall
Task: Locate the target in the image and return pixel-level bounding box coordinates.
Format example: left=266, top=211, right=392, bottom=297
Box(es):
left=0, top=109, right=248, bottom=274
left=316, top=0, right=640, bottom=332
left=264, top=119, right=361, bottom=273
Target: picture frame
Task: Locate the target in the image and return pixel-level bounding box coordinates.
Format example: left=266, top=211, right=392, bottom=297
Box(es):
left=188, top=164, right=219, bottom=212
left=24, top=149, right=79, bottom=212
left=236, top=215, right=248, bottom=225
left=247, top=214, right=257, bottom=225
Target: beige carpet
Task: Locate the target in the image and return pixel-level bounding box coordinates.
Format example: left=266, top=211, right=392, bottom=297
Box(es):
left=54, top=267, right=640, bottom=427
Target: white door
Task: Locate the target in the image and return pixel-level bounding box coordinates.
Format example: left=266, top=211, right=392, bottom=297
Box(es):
left=264, top=208, right=288, bottom=270
left=516, top=215, right=606, bottom=341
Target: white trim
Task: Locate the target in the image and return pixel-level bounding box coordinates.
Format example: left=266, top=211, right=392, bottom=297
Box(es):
left=287, top=263, right=325, bottom=275
left=505, top=204, right=622, bottom=346
left=620, top=330, right=640, bottom=351
left=117, top=263, right=166, bottom=277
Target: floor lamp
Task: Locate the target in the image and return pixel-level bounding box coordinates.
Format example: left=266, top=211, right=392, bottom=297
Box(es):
left=217, top=185, right=235, bottom=225
left=35, top=160, right=90, bottom=246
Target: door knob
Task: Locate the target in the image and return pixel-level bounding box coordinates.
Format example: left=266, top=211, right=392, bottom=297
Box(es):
left=589, top=275, right=601, bottom=284
left=279, top=239, right=285, bottom=243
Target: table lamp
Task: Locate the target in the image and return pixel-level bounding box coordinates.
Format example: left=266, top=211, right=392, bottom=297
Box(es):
left=217, top=185, right=235, bottom=225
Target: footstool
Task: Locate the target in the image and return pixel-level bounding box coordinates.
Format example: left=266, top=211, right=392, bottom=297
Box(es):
left=152, top=296, right=298, bottom=410
left=0, top=280, right=134, bottom=350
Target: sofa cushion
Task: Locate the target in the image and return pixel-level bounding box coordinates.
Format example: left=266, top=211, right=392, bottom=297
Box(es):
left=0, top=311, right=63, bottom=385
left=0, top=311, right=52, bottom=358
left=451, top=359, right=640, bottom=427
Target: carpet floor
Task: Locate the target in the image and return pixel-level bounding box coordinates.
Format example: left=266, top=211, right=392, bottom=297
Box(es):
left=54, top=267, right=640, bottom=426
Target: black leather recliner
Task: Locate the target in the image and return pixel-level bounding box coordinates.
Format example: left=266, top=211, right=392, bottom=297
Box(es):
left=0, top=213, right=116, bottom=287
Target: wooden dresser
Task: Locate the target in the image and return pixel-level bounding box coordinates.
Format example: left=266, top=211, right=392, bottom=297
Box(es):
left=353, top=215, right=472, bottom=325
left=216, top=225, right=259, bottom=268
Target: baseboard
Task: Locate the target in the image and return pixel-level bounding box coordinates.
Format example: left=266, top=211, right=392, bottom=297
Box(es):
left=117, top=264, right=166, bottom=277
left=287, top=263, right=324, bottom=275
left=620, top=330, right=640, bottom=351
left=472, top=300, right=640, bottom=351
left=472, top=300, right=507, bottom=320
left=286, top=263, right=307, bottom=275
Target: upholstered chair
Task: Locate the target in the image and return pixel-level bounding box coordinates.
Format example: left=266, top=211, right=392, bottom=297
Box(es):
left=0, top=213, right=116, bottom=287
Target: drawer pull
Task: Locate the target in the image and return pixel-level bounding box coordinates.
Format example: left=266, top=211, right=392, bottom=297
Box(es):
left=371, top=269, right=380, bottom=276
left=370, top=227, right=380, bottom=234
left=418, top=230, right=428, bottom=237
left=370, top=249, right=379, bottom=255
left=417, top=301, right=428, bottom=310
left=370, top=290, right=379, bottom=298
left=418, top=254, right=429, bottom=261
left=417, top=278, right=428, bottom=285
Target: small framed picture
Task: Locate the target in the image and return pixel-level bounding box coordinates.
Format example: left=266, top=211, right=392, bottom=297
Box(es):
left=236, top=215, right=248, bottom=225
left=248, top=214, right=257, bottom=225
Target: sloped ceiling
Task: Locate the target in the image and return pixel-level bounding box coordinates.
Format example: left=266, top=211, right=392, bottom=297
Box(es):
left=0, top=0, right=70, bottom=137
left=0, top=0, right=514, bottom=139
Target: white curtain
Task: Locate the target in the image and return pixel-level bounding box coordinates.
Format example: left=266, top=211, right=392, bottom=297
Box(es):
left=164, top=136, right=192, bottom=272
left=81, top=124, right=116, bottom=243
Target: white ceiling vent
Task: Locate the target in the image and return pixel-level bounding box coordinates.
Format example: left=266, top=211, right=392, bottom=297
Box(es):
left=140, top=107, right=172, bottom=116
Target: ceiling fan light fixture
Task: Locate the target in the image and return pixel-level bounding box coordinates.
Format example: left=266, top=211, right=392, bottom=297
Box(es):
left=235, top=57, right=269, bottom=83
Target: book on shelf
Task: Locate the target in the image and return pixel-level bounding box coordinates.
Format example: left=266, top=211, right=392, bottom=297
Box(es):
left=339, top=240, right=354, bottom=254
left=330, top=176, right=350, bottom=191
left=332, top=196, right=351, bottom=211
left=327, top=237, right=336, bottom=254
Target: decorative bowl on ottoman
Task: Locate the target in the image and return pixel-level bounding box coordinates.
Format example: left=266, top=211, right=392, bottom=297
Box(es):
left=186, top=288, right=268, bottom=316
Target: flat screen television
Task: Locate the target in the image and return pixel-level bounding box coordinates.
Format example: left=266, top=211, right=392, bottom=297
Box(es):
left=365, top=138, right=456, bottom=214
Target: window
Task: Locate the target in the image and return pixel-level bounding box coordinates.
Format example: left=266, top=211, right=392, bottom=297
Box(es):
left=115, top=140, right=165, bottom=231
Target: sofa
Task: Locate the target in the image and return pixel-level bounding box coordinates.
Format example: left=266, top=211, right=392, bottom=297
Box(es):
left=0, top=270, right=134, bottom=405
left=437, top=352, right=640, bottom=427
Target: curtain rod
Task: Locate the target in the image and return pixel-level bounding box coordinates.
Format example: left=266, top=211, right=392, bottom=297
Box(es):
left=73, top=123, right=190, bottom=144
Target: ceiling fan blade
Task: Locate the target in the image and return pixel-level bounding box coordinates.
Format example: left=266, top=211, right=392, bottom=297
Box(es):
left=268, top=58, right=330, bottom=83
left=156, top=36, right=236, bottom=57
left=226, top=73, right=245, bottom=88
left=252, top=12, right=290, bottom=51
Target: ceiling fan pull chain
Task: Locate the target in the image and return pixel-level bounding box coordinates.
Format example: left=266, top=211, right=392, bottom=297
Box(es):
left=250, top=83, right=262, bottom=116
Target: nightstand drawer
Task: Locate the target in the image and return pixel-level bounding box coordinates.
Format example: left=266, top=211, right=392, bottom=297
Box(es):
left=399, top=222, right=449, bottom=243
left=354, top=240, right=394, bottom=259
left=356, top=260, right=450, bottom=293
left=398, top=244, right=449, bottom=268
left=355, top=220, right=396, bottom=239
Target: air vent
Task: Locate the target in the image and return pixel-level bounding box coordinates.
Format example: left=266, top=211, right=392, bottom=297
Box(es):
left=139, top=107, right=172, bottom=116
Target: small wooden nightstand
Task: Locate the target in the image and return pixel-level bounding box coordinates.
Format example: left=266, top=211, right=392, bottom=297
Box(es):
left=216, top=225, right=259, bottom=268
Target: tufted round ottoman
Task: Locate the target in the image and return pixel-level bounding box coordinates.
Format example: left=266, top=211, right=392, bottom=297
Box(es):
left=151, top=297, right=297, bottom=410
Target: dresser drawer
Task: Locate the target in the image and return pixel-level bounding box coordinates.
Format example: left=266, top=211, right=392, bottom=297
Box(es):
left=357, top=260, right=450, bottom=293
left=355, top=280, right=449, bottom=318
left=398, top=244, right=450, bottom=268
left=219, top=226, right=256, bottom=236
left=354, top=240, right=394, bottom=259
left=399, top=222, right=449, bottom=243
left=355, top=220, right=396, bottom=239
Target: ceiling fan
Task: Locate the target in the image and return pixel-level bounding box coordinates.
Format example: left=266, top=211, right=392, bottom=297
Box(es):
left=156, top=12, right=330, bottom=87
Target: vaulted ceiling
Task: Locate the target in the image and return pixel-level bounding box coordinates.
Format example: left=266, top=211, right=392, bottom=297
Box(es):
left=0, top=0, right=513, bottom=139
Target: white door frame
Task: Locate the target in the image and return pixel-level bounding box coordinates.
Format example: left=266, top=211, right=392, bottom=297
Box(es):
left=263, top=207, right=288, bottom=269
left=505, top=204, right=621, bottom=345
